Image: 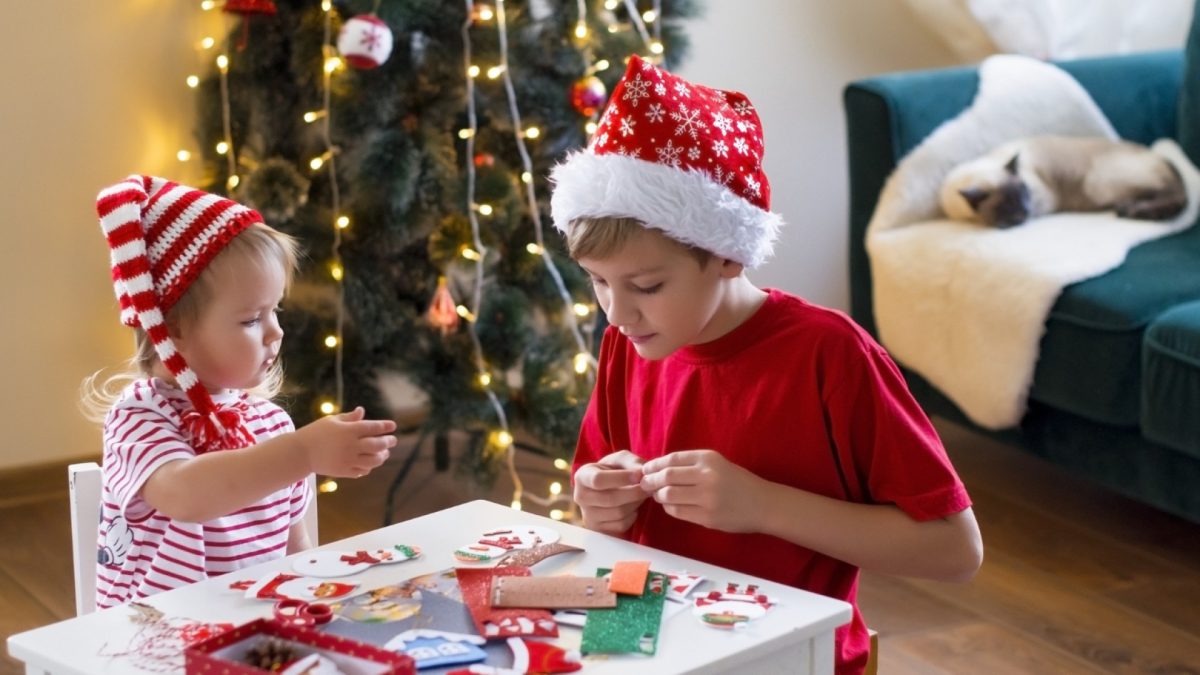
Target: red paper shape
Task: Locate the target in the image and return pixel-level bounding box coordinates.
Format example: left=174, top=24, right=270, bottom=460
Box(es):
left=185, top=618, right=414, bottom=674
left=454, top=567, right=558, bottom=640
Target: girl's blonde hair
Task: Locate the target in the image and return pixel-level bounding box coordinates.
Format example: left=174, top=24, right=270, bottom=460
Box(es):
left=566, top=215, right=712, bottom=266
left=81, top=222, right=300, bottom=423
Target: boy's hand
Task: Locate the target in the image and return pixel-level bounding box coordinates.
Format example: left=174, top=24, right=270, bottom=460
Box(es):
left=641, top=450, right=766, bottom=533
left=296, top=406, right=396, bottom=478
left=573, top=450, right=647, bottom=535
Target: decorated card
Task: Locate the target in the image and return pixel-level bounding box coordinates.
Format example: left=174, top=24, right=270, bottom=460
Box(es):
left=293, top=545, right=421, bottom=578
left=580, top=568, right=668, bottom=655
left=453, top=525, right=560, bottom=564
left=241, top=573, right=361, bottom=602
left=455, top=566, right=559, bottom=639
left=692, top=582, right=777, bottom=630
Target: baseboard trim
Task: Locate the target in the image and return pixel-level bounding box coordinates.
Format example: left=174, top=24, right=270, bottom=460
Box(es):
left=0, top=454, right=99, bottom=507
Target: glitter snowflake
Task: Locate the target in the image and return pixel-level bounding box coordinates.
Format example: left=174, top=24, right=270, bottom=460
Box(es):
left=669, top=105, right=707, bottom=140
left=744, top=174, right=761, bottom=197
left=711, top=112, right=732, bottom=136
left=656, top=140, right=683, bottom=167
left=623, top=75, right=650, bottom=107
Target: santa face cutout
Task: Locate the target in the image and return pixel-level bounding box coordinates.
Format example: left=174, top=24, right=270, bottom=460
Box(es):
left=293, top=545, right=421, bottom=577
left=453, top=525, right=560, bottom=563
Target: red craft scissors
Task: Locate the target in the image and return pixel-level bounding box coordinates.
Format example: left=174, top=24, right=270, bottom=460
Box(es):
left=273, top=598, right=333, bottom=627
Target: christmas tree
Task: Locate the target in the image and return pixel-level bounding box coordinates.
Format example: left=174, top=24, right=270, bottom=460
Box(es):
left=192, top=0, right=697, bottom=503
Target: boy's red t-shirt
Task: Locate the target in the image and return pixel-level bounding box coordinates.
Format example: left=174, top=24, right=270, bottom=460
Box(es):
left=573, top=289, right=972, bottom=675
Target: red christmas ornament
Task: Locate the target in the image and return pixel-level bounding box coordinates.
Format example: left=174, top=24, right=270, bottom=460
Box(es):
left=473, top=153, right=495, bottom=168
left=223, top=0, right=277, bottom=50
left=570, top=75, right=608, bottom=117
left=427, top=276, right=459, bottom=336
left=223, top=0, right=276, bottom=13
left=337, top=14, right=394, bottom=69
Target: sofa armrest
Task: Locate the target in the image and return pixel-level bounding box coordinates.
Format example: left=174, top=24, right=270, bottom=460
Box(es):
left=843, top=50, right=1184, bottom=335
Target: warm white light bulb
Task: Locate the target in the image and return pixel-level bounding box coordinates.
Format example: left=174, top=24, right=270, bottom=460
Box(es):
left=186, top=75, right=200, bottom=88
left=524, top=127, right=540, bottom=139
left=324, top=335, right=338, bottom=348
left=176, top=150, right=192, bottom=162
left=521, top=171, right=532, bottom=184
left=478, top=204, right=493, bottom=216
left=336, top=215, right=350, bottom=229
left=526, top=243, right=543, bottom=255
left=310, top=157, right=324, bottom=170
left=319, top=401, right=336, bottom=415
left=573, top=303, right=590, bottom=317
left=215, top=141, right=229, bottom=155
left=216, top=54, right=229, bottom=71
left=549, top=481, right=562, bottom=496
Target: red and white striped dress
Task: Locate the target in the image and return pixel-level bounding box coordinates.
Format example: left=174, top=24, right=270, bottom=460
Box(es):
left=95, top=378, right=310, bottom=609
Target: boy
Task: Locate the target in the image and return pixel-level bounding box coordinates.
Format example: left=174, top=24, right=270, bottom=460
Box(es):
left=550, top=56, right=982, bottom=675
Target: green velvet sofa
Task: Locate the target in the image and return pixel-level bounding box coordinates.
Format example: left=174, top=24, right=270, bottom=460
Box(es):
left=844, top=48, right=1200, bottom=524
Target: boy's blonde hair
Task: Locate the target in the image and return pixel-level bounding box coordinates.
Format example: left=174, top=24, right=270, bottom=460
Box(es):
left=566, top=216, right=713, bottom=267
left=81, top=222, right=300, bottom=423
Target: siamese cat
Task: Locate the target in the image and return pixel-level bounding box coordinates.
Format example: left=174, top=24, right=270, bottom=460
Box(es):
left=940, top=136, right=1186, bottom=228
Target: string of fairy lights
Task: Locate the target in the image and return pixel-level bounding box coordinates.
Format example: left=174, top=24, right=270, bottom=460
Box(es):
left=179, top=0, right=670, bottom=513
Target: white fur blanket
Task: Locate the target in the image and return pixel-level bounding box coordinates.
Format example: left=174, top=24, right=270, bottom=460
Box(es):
left=866, top=54, right=1200, bottom=430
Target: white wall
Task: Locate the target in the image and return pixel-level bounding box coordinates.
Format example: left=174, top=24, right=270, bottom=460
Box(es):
left=0, top=1, right=960, bottom=470
left=678, top=0, right=961, bottom=308
left=0, top=3, right=219, bottom=469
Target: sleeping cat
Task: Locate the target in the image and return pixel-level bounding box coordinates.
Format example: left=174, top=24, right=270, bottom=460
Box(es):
left=940, top=135, right=1186, bottom=228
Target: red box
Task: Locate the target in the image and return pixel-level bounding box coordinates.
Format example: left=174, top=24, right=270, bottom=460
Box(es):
left=185, top=618, right=415, bottom=675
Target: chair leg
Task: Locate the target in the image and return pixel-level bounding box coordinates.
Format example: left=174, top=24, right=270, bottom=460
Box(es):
left=865, top=628, right=879, bottom=675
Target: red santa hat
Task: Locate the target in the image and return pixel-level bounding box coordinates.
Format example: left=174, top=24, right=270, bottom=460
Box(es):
left=550, top=55, right=783, bottom=268
left=96, top=175, right=263, bottom=452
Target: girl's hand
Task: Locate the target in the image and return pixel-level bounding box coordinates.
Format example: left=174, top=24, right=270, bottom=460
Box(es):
left=296, top=406, right=396, bottom=478
left=640, top=450, right=767, bottom=533
left=573, top=450, right=648, bottom=535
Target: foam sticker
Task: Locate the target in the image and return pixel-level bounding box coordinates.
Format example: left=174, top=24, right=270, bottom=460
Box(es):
left=292, top=545, right=421, bottom=578
left=692, top=582, right=777, bottom=630
left=580, top=568, right=668, bottom=655
left=455, top=566, right=558, bottom=639
left=454, top=525, right=560, bottom=564
left=383, top=629, right=488, bottom=669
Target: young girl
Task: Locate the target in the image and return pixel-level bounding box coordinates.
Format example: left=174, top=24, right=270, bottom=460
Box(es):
left=84, top=175, right=397, bottom=609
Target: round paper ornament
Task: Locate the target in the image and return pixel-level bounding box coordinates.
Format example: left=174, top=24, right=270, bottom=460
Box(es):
left=337, top=14, right=394, bottom=69
left=570, top=75, right=608, bottom=117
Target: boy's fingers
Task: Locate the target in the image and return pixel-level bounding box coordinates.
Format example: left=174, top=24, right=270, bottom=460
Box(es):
left=579, top=484, right=646, bottom=508
left=598, top=450, right=643, bottom=471
left=578, top=466, right=643, bottom=490
left=641, top=466, right=699, bottom=491
left=641, top=450, right=708, bottom=474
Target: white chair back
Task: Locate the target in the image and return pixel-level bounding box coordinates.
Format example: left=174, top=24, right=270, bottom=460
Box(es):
left=68, top=462, right=102, bottom=616
left=69, top=465, right=319, bottom=617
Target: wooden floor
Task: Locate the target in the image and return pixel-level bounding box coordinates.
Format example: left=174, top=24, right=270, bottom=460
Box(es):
left=3, top=419, right=1199, bottom=674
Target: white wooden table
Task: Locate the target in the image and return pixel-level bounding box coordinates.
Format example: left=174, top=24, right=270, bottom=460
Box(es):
left=8, top=499, right=851, bottom=674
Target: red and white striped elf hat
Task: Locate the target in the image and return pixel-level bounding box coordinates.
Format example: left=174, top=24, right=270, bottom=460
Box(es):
left=550, top=55, right=783, bottom=268
left=96, top=175, right=263, bottom=451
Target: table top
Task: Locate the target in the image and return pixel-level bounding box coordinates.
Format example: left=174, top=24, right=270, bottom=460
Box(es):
left=8, top=499, right=851, bottom=674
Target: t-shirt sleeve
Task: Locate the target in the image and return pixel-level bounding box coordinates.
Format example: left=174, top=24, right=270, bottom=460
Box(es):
left=571, top=328, right=619, bottom=483
left=824, top=332, right=972, bottom=521
left=102, top=392, right=195, bottom=524
left=290, top=475, right=313, bottom=526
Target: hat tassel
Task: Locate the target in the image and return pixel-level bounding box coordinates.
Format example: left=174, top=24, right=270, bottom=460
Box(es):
left=182, top=406, right=257, bottom=454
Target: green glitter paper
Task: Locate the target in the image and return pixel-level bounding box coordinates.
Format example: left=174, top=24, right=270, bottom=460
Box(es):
left=581, top=568, right=668, bottom=655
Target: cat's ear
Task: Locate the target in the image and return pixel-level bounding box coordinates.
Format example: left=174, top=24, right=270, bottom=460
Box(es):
left=1005, top=152, right=1020, bottom=175
left=959, top=187, right=989, bottom=211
